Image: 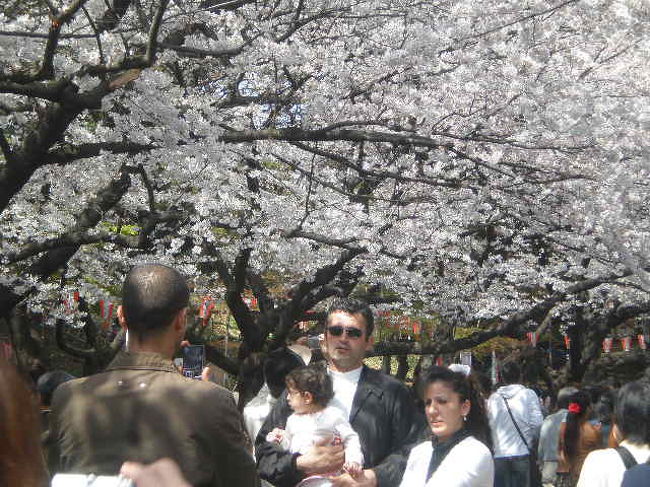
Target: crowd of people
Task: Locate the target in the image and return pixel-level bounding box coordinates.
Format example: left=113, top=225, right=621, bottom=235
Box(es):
left=1, top=263, right=649, bottom=487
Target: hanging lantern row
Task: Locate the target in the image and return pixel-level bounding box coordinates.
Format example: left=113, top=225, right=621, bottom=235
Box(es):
left=99, top=300, right=114, bottom=330
left=242, top=295, right=258, bottom=311
left=61, top=293, right=117, bottom=328
left=376, top=311, right=423, bottom=341
left=198, top=297, right=216, bottom=327
left=58, top=293, right=118, bottom=332
left=602, top=335, right=647, bottom=353
left=62, top=291, right=80, bottom=314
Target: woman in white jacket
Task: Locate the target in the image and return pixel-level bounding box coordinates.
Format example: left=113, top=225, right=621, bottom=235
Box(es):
left=400, top=366, right=494, bottom=487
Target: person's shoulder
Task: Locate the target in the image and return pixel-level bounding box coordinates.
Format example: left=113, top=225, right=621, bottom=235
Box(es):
left=323, top=404, right=347, bottom=420
left=409, top=439, right=433, bottom=457
left=185, top=377, right=236, bottom=402
left=583, top=447, right=618, bottom=464
left=51, top=374, right=94, bottom=404
left=362, top=366, right=407, bottom=391
left=459, top=436, right=492, bottom=457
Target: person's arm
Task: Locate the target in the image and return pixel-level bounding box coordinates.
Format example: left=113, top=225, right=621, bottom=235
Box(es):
left=43, top=383, right=68, bottom=475
left=334, top=415, right=364, bottom=466
left=210, top=387, right=260, bottom=487
left=370, top=382, right=427, bottom=487
left=255, top=392, right=304, bottom=487
left=256, top=392, right=344, bottom=486
left=525, top=389, right=544, bottom=440
left=120, top=458, right=191, bottom=487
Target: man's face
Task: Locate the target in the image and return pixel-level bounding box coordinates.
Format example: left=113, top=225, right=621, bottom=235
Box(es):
left=324, top=311, right=373, bottom=372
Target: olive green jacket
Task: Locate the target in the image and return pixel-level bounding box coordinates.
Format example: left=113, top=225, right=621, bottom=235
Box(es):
left=46, top=351, right=258, bottom=487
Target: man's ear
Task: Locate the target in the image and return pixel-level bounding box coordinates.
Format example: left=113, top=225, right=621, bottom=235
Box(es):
left=117, top=305, right=128, bottom=331
left=173, top=307, right=188, bottom=335
left=365, top=334, right=374, bottom=352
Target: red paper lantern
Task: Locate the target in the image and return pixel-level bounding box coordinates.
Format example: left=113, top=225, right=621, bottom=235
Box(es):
left=602, top=337, right=613, bottom=353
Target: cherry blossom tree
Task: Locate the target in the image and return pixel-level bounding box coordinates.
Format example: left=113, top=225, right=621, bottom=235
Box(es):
left=1, top=0, right=649, bottom=389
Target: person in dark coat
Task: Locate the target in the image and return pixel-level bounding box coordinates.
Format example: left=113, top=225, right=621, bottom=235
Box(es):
left=46, top=264, right=258, bottom=487
left=256, top=298, right=425, bottom=487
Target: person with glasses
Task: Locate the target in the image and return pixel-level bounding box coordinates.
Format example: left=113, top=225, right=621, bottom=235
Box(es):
left=256, top=298, right=425, bottom=487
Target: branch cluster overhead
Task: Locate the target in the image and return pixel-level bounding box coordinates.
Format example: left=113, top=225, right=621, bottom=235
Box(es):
left=0, top=0, right=649, bottom=369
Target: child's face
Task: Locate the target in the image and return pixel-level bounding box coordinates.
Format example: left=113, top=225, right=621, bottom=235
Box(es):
left=287, top=386, right=312, bottom=414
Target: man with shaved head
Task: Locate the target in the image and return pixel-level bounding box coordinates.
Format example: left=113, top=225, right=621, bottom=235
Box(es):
left=46, top=264, right=259, bottom=487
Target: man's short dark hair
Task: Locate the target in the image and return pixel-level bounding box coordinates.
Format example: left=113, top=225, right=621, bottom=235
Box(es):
left=557, top=386, right=579, bottom=410
left=500, top=360, right=521, bottom=384
left=122, top=264, right=189, bottom=340
left=37, top=370, right=75, bottom=407
left=615, top=379, right=650, bottom=444
left=326, top=298, right=374, bottom=337
left=263, top=348, right=304, bottom=399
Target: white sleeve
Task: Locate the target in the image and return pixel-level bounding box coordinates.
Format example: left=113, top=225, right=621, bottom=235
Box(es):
left=332, top=412, right=364, bottom=465
left=525, top=389, right=544, bottom=431
left=280, top=414, right=296, bottom=450
left=399, top=442, right=429, bottom=487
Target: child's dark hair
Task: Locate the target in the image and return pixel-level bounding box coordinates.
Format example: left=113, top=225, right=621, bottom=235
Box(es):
left=418, top=366, right=492, bottom=449
left=285, top=365, right=334, bottom=407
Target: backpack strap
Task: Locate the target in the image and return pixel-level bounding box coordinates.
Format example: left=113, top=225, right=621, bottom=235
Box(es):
left=616, top=446, right=638, bottom=469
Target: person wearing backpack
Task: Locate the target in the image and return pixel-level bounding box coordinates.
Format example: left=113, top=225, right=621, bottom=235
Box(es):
left=621, top=459, right=650, bottom=487
left=577, top=380, right=650, bottom=486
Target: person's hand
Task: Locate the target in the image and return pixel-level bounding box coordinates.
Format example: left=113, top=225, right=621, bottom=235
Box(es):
left=343, top=461, right=362, bottom=478
left=266, top=427, right=286, bottom=444
left=330, top=468, right=377, bottom=486
left=200, top=366, right=216, bottom=383
left=296, top=442, right=345, bottom=475
left=120, top=458, right=191, bottom=487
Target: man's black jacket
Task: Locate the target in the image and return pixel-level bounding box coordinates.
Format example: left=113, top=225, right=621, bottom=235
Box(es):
left=255, top=365, right=426, bottom=486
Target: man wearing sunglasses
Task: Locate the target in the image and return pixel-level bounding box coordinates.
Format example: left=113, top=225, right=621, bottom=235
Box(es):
left=256, top=298, right=425, bottom=487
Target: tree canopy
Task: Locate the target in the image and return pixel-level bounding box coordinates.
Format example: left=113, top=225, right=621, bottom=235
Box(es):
left=1, top=0, right=649, bottom=385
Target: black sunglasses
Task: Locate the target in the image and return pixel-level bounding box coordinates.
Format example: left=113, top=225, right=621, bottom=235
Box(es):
left=327, top=326, right=363, bottom=339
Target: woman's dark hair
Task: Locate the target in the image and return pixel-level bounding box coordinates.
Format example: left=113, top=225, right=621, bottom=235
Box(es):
left=615, top=379, right=650, bottom=445
left=286, top=365, right=334, bottom=407
left=562, top=390, right=591, bottom=462
left=0, top=358, right=47, bottom=486
left=418, top=366, right=491, bottom=449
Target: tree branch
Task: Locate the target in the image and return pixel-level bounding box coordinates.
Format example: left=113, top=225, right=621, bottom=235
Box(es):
left=144, top=0, right=169, bottom=65
left=55, top=318, right=97, bottom=359
left=43, top=141, right=159, bottom=165
left=28, top=167, right=132, bottom=277
left=0, top=128, right=13, bottom=163
left=3, top=231, right=138, bottom=264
